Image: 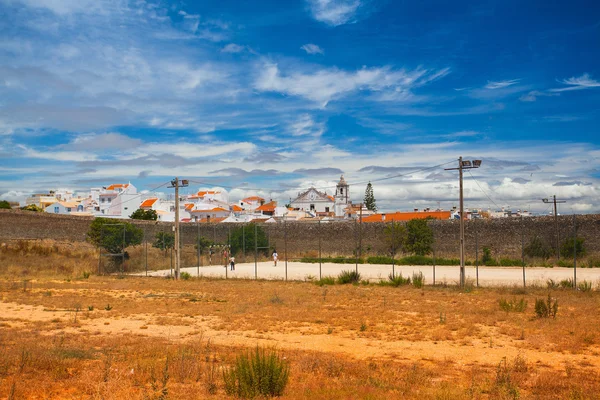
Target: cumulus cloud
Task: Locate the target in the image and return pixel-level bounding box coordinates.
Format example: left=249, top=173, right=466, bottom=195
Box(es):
left=301, top=43, right=324, bottom=55
left=306, top=0, right=361, bottom=26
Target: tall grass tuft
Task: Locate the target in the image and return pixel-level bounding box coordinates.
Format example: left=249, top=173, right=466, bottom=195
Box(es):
left=386, top=273, right=411, bottom=287
left=337, top=270, right=361, bottom=284
left=577, top=280, right=592, bottom=292
left=534, top=294, right=558, bottom=318
left=315, top=276, right=335, bottom=286
left=223, top=347, right=289, bottom=399
left=499, top=298, right=528, bottom=312
left=411, top=272, right=425, bottom=288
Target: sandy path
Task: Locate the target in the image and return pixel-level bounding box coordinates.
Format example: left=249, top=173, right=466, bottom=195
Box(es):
left=2, top=301, right=599, bottom=369
left=137, top=261, right=599, bottom=287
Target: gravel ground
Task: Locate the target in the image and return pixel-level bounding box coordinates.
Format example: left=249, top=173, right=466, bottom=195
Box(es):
left=137, top=261, right=599, bottom=287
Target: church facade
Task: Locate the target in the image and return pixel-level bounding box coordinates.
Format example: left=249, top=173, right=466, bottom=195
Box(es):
left=290, top=176, right=350, bottom=217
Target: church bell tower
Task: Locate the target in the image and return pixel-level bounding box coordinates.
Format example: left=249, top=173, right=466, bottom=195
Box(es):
left=334, top=175, right=349, bottom=217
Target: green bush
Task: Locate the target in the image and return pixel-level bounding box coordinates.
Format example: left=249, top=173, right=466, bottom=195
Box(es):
left=384, top=273, right=411, bottom=287
left=180, top=272, right=191, bottom=280
left=82, top=271, right=91, bottom=279
left=534, top=294, right=558, bottom=318
left=482, top=247, right=493, bottom=264
left=367, top=256, right=394, bottom=264
left=559, top=278, right=573, bottom=289
left=337, top=270, right=361, bottom=284
left=403, top=219, right=434, bottom=256
left=315, top=276, right=336, bottom=286
left=546, top=279, right=558, bottom=289
left=524, top=236, right=554, bottom=259
left=499, top=258, right=524, bottom=267
left=560, top=237, right=586, bottom=258
left=578, top=280, right=592, bottom=292
left=412, top=272, right=425, bottom=288
left=499, top=298, right=528, bottom=312
left=223, top=347, right=289, bottom=399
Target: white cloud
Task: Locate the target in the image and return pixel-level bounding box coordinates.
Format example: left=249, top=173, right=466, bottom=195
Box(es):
left=307, top=0, right=361, bottom=26
left=3, top=0, right=108, bottom=16
left=63, top=132, right=143, bottom=151
left=289, top=114, right=324, bottom=137
left=301, top=43, right=324, bottom=55
left=221, top=43, right=245, bottom=53
left=254, top=63, right=448, bottom=107
left=484, top=79, right=520, bottom=89
left=519, top=90, right=559, bottom=102
left=17, top=145, right=97, bottom=162
left=551, top=73, right=600, bottom=92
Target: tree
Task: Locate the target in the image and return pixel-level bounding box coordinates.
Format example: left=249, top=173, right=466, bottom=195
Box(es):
left=561, top=237, right=586, bottom=258
left=20, top=204, right=43, bottom=212
left=383, top=222, right=406, bottom=256
left=153, top=232, right=175, bottom=253
left=129, top=209, right=158, bottom=220
left=87, top=218, right=143, bottom=272
left=229, top=223, right=269, bottom=256
left=194, top=236, right=214, bottom=253
left=0, top=200, right=11, bottom=209
left=403, top=218, right=434, bottom=256
left=524, top=236, right=554, bottom=259
left=363, top=182, right=377, bottom=212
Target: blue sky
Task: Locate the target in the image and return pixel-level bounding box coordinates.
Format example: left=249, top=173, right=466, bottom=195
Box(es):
left=0, top=0, right=599, bottom=213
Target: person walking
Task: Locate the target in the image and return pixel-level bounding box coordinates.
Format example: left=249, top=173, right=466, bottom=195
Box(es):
left=229, top=255, right=235, bottom=271
left=272, top=250, right=278, bottom=267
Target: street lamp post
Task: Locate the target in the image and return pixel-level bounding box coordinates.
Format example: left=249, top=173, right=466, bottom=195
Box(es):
left=446, top=157, right=482, bottom=288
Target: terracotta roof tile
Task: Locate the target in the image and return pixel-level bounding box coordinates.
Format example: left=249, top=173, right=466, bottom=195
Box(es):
left=140, top=198, right=158, bottom=208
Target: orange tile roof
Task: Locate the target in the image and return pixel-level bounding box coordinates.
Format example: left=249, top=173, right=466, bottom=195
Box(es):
left=188, top=190, right=220, bottom=199
left=256, top=201, right=276, bottom=212
left=106, top=184, right=129, bottom=190
left=328, top=195, right=335, bottom=201
left=184, top=203, right=194, bottom=211
left=191, top=207, right=229, bottom=213
left=195, top=217, right=227, bottom=223
left=140, top=198, right=158, bottom=208
left=242, top=196, right=264, bottom=203
left=362, top=211, right=451, bottom=222
left=231, top=204, right=243, bottom=212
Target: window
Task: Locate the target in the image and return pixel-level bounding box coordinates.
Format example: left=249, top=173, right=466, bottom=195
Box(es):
left=66, top=208, right=71, bottom=212
left=107, top=198, right=112, bottom=203
left=325, top=207, right=330, bottom=212
left=101, top=198, right=105, bottom=203
left=340, top=188, right=343, bottom=194
left=124, top=207, right=128, bottom=210
left=54, top=207, right=59, bottom=213
left=310, top=204, right=315, bottom=211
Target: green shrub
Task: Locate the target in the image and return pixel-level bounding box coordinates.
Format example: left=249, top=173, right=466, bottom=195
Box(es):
left=534, top=294, right=558, bottom=318
left=412, top=272, right=425, bottom=288
left=366, top=256, right=394, bottom=264
left=315, top=276, right=336, bottom=286
left=499, top=258, right=523, bottom=267
left=385, top=273, right=411, bottom=287
left=482, top=246, right=493, bottom=264
left=557, top=260, right=574, bottom=268
left=499, top=298, right=528, bottom=312
left=560, top=237, right=586, bottom=258
left=546, top=279, right=558, bottom=289
left=524, top=236, right=554, bottom=259
left=180, top=272, right=191, bottom=280
left=403, top=218, right=434, bottom=256
left=223, top=347, right=289, bottom=399
left=559, top=278, right=573, bottom=289
left=82, top=271, right=91, bottom=279
left=578, top=280, right=592, bottom=292
left=337, top=270, right=361, bottom=284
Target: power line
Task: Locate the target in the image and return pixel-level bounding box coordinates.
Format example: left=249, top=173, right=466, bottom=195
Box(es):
left=467, top=169, right=503, bottom=210
left=186, top=160, right=457, bottom=193
left=107, top=181, right=171, bottom=208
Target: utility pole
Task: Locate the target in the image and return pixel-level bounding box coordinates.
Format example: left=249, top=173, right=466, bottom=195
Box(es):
left=168, top=177, right=188, bottom=279
left=542, top=195, right=566, bottom=260
left=446, top=157, right=482, bottom=288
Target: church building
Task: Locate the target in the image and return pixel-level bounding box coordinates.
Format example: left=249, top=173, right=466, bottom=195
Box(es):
left=290, top=175, right=350, bottom=218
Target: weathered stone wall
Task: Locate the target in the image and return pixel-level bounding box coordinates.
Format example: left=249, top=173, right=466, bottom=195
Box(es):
left=2, top=209, right=599, bottom=260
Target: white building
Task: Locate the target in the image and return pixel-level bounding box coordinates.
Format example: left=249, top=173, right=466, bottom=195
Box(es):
left=44, top=200, right=84, bottom=215
left=97, top=183, right=141, bottom=218
left=290, top=175, right=350, bottom=218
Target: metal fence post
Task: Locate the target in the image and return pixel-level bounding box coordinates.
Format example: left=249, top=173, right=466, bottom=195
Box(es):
left=391, top=220, right=395, bottom=279
left=197, top=219, right=200, bottom=277
left=145, top=223, right=148, bottom=277
left=521, top=216, right=526, bottom=288
left=475, top=221, right=479, bottom=288
left=432, top=220, right=436, bottom=285
left=318, top=219, right=322, bottom=280
left=573, top=214, right=577, bottom=289
left=354, top=219, right=358, bottom=274
left=254, top=224, right=258, bottom=280
left=243, top=224, right=246, bottom=263
left=284, top=219, right=288, bottom=281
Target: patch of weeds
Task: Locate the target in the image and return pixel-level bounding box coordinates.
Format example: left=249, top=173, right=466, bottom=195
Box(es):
left=327, top=327, right=333, bottom=334
left=493, top=357, right=520, bottom=399
left=337, top=270, right=361, bottom=284
left=578, top=280, right=592, bottom=292
left=82, top=271, right=91, bottom=279
left=180, top=272, right=191, bottom=280
left=559, top=278, right=573, bottom=289
left=223, top=347, right=289, bottom=399
left=104, top=304, right=113, bottom=311
left=383, top=273, right=410, bottom=287
left=360, top=322, right=367, bottom=332
left=439, top=312, right=446, bottom=324
left=270, top=293, right=283, bottom=305
left=499, top=298, right=528, bottom=313
left=534, top=294, right=558, bottom=318
left=315, top=276, right=335, bottom=286
left=412, top=272, right=425, bottom=288
left=546, top=279, right=559, bottom=289
left=88, top=305, right=94, bottom=311
left=43, top=290, right=52, bottom=297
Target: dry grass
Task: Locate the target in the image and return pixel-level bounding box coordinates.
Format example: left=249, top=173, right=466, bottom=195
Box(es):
left=2, top=242, right=600, bottom=398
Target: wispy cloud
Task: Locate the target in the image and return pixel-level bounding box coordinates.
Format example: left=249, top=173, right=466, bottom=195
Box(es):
left=301, top=43, right=324, bottom=55
left=307, top=0, right=361, bottom=26
left=519, top=90, right=559, bottom=102
left=551, top=73, right=600, bottom=92
left=254, top=63, right=449, bottom=107
left=221, top=43, right=245, bottom=53
left=485, top=79, right=520, bottom=89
